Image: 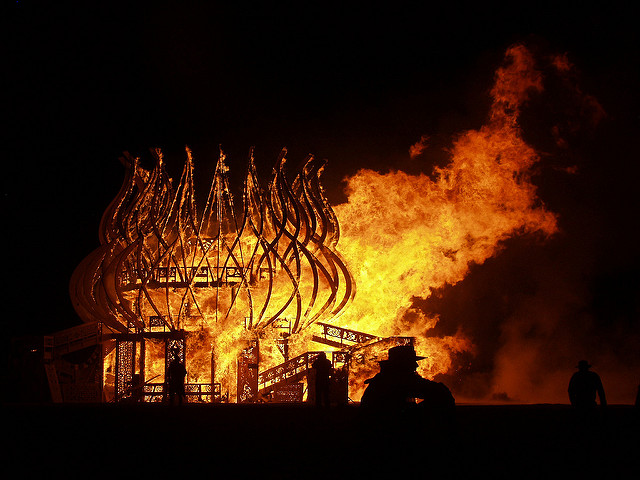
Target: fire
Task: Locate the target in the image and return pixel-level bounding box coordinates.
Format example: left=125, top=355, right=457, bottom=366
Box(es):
left=333, top=44, right=557, bottom=398
left=71, top=44, right=560, bottom=403
left=71, top=145, right=355, bottom=401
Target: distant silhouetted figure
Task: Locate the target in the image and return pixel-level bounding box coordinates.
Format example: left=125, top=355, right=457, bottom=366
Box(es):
left=312, top=352, right=333, bottom=408
left=167, top=356, right=187, bottom=405
left=635, top=383, right=639, bottom=407
left=361, top=345, right=455, bottom=417
left=131, top=373, right=143, bottom=402
left=568, top=360, right=606, bottom=408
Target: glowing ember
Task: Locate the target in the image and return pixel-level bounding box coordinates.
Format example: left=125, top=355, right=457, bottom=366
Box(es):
left=71, top=44, right=559, bottom=403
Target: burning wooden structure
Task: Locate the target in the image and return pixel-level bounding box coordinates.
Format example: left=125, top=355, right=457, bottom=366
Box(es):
left=49, top=147, right=410, bottom=403
left=30, top=45, right=574, bottom=405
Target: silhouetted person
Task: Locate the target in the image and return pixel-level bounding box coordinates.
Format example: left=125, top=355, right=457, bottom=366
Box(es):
left=635, top=383, right=640, bottom=407
left=568, top=360, right=606, bottom=409
left=131, top=373, right=143, bottom=402
left=331, top=365, right=349, bottom=406
left=311, top=352, right=333, bottom=408
left=361, top=345, right=455, bottom=416
left=167, top=356, right=187, bottom=405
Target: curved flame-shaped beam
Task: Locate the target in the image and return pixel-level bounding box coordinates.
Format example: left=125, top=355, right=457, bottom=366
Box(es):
left=70, top=147, right=355, bottom=336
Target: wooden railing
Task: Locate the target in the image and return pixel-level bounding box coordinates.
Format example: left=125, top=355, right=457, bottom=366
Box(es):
left=140, top=383, right=222, bottom=403
left=312, top=322, right=380, bottom=348
left=258, top=352, right=325, bottom=393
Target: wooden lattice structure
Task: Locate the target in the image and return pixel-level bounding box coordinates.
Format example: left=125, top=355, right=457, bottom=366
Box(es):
left=67, top=148, right=357, bottom=402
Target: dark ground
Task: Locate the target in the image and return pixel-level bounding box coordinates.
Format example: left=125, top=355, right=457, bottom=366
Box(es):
left=2, top=403, right=637, bottom=479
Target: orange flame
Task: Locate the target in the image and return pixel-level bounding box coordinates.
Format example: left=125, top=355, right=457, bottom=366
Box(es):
left=73, top=44, right=565, bottom=403
left=332, top=44, right=558, bottom=398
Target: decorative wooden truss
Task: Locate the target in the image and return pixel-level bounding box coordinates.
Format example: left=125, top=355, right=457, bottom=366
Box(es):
left=69, top=147, right=355, bottom=336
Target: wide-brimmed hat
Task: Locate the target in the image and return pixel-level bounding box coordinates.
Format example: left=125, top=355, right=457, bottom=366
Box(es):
left=380, top=345, right=426, bottom=365
left=576, top=360, right=591, bottom=369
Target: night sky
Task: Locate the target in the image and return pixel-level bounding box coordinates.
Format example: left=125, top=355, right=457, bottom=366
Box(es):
left=3, top=2, right=639, bottom=401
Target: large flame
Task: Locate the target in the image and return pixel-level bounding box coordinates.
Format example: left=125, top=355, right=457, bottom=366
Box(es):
left=71, top=44, right=564, bottom=402
left=333, top=44, right=558, bottom=399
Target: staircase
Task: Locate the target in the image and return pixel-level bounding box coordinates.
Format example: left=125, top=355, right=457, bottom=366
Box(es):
left=45, top=322, right=102, bottom=356
left=43, top=322, right=102, bottom=402
left=258, top=323, right=415, bottom=397
left=258, top=351, right=325, bottom=395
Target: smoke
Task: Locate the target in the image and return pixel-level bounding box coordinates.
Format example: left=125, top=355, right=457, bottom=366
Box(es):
left=335, top=44, right=640, bottom=404
left=472, top=48, right=639, bottom=405
left=426, top=230, right=640, bottom=404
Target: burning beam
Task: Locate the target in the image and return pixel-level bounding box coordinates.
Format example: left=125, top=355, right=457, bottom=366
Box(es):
left=70, top=147, right=355, bottom=400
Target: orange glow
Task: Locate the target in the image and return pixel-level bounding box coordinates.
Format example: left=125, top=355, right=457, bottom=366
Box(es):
left=71, top=44, right=559, bottom=403
left=333, top=44, right=557, bottom=399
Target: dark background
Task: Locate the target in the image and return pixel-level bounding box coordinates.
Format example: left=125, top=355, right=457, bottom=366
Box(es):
left=2, top=2, right=639, bottom=401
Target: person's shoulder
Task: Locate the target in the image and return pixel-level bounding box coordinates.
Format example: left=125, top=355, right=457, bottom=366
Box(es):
left=364, top=372, right=384, bottom=384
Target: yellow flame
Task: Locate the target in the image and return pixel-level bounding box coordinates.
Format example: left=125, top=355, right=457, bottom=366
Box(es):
left=332, top=44, right=557, bottom=397
left=79, top=44, right=561, bottom=403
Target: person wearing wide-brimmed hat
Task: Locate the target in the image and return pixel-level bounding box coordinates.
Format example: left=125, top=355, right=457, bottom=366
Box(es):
left=568, top=360, right=606, bottom=408
left=360, top=344, right=455, bottom=414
